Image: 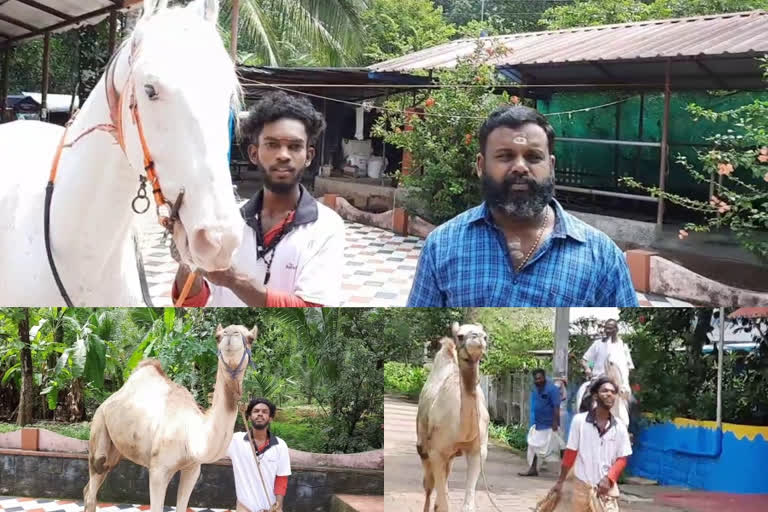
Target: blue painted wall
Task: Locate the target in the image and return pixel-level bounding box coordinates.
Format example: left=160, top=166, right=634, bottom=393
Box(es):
left=627, top=419, right=768, bottom=494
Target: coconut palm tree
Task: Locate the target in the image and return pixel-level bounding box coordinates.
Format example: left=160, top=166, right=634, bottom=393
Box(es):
left=221, top=0, right=369, bottom=66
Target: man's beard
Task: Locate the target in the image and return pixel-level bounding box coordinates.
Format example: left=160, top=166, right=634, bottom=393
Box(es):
left=481, top=170, right=554, bottom=219
left=251, top=419, right=269, bottom=431
left=258, top=161, right=305, bottom=194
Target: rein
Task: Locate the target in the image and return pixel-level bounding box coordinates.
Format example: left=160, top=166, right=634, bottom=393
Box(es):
left=44, top=37, right=182, bottom=306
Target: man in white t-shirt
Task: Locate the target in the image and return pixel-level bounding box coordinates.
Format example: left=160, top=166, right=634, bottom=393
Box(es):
left=172, top=91, right=345, bottom=307
left=228, top=398, right=291, bottom=512
left=549, top=377, right=632, bottom=512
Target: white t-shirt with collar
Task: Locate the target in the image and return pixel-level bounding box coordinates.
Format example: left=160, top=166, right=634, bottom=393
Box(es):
left=583, top=338, right=635, bottom=379
left=227, top=431, right=291, bottom=512
left=567, top=411, right=632, bottom=487
left=207, top=187, right=345, bottom=306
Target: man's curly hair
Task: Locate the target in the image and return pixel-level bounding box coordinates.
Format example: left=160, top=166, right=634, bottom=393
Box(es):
left=241, top=91, right=326, bottom=147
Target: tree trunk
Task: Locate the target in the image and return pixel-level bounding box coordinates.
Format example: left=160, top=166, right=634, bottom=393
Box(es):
left=18, top=308, right=34, bottom=426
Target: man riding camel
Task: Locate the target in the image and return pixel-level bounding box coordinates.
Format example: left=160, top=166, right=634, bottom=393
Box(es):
left=579, top=319, right=634, bottom=427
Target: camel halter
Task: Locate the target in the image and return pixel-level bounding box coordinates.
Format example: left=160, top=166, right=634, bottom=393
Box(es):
left=44, top=37, right=183, bottom=307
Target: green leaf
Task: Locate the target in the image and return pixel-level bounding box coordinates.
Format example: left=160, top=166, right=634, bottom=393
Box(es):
left=126, top=331, right=155, bottom=378
left=54, top=349, right=71, bottom=376
left=1, top=363, right=20, bottom=385
left=71, top=338, right=87, bottom=378
left=163, top=308, right=175, bottom=332
left=84, top=337, right=106, bottom=389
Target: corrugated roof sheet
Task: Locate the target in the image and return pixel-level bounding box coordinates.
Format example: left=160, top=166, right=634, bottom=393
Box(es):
left=370, top=10, right=768, bottom=71
left=0, top=0, right=142, bottom=47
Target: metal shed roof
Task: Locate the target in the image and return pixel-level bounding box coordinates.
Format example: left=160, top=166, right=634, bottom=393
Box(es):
left=0, top=0, right=142, bottom=48
left=237, top=66, right=434, bottom=102
left=370, top=10, right=768, bottom=91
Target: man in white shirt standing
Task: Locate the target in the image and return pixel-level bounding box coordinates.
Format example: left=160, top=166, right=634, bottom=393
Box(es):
left=549, top=377, right=632, bottom=512
left=579, top=319, right=634, bottom=426
left=228, top=398, right=291, bottom=512
left=172, top=91, right=345, bottom=307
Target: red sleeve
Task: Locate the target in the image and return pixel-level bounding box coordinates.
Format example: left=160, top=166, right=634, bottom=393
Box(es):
left=171, top=279, right=210, bottom=307
left=562, top=449, right=577, bottom=469
left=607, top=456, right=628, bottom=484
left=274, top=475, right=288, bottom=496
left=265, top=289, right=322, bottom=307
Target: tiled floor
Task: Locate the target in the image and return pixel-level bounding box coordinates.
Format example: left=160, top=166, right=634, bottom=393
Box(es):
left=0, top=497, right=232, bottom=512
left=135, top=214, right=692, bottom=308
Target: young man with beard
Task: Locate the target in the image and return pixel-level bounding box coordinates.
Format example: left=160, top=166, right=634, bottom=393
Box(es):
left=407, top=105, right=638, bottom=307
left=171, top=91, right=345, bottom=306
left=228, top=398, right=291, bottom=512
left=548, top=377, right=632, bottom=512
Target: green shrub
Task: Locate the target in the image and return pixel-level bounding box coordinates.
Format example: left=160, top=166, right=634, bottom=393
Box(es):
left=488, top=422, right=529, bottom=451
left=384, top=362, right=428, bottom=397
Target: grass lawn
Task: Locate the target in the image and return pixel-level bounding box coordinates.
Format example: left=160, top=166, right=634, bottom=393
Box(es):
left=0, top=421, right=90, bottom=440
left=0, top=405, right=328, bottom=451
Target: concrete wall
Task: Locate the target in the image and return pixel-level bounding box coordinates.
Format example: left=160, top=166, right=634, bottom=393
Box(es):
left=0, top=452, right=382, bottom=512
left=567, top=210, right=657, bottom=249
left=627, top=418, right=768, bottom=494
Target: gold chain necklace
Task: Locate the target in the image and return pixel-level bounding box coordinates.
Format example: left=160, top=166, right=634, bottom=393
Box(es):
left=515, top=206, right=550, bottom=273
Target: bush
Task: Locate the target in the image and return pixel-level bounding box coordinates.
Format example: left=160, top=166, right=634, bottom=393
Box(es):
left=372, top=40, right=520, bottom=225
left=384, top=361, right=428, bottom=397
left=489, top=422, right=529, bottom=451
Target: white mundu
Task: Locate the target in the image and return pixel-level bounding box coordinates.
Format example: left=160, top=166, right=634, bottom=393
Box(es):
left=227, top=432, right=291, bottom=512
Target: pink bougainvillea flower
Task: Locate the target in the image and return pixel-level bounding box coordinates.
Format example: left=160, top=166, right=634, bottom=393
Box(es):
left=510, top=96, right=520, bottom=105
left=678, top=229, right=689, bottom=239
left=465, top=133, right=473, bottom=145
left=759, top=147, right=768, bottom=163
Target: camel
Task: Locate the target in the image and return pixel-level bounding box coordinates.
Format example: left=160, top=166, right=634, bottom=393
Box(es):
left=417, top=322, right=490, bottom=512
left=84, top=324, right=257, bottom=512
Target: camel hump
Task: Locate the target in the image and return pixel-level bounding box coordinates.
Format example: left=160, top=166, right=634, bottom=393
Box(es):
left=135, top=359, right=167, bottom=377
left=438, top=336, right=455, bottom=353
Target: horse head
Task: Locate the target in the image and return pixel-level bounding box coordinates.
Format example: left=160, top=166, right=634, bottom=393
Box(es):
left=115, top=0, right=243, bottom=272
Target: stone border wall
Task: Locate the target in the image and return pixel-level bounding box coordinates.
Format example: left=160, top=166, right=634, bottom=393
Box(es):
left=0, top=450, right=382, bottom=512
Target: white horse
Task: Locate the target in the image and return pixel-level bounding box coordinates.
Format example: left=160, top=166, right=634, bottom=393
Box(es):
left=0, top=0, right=243, bottom=306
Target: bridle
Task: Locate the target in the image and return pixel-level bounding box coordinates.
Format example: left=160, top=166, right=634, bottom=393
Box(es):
left=44, top=36, right=182, bottom=307
left=217, top=333, right=258, bottom=379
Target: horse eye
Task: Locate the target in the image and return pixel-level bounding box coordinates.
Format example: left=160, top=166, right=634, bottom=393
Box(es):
left=144, top=84, right=158, bottom=100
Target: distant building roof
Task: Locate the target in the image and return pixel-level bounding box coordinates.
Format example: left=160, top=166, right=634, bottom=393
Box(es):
left=237, top=66, right=434, bottom=102
left=0, top=0, right=142, bottom=48
left=21, top=92, right=79, bottom=112
left=371, top=10, right=768, bottom=91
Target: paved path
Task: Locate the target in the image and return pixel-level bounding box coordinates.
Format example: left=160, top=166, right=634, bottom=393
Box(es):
left=134, top=211, right=693, bottom=308
left=384, top=396, right=680, bottom=512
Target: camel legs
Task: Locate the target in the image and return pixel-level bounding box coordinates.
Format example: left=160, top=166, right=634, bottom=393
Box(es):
left=175, top=465, right=201, bottom=512
left=84, top=410, right=122, bottom=512
left=461, top=448, right=482, bottom=512
left=421, top=456, right=434, bottom=512
left=149, top=467, right=174, bottom=512
left=430, top=451, right=450, bottom=512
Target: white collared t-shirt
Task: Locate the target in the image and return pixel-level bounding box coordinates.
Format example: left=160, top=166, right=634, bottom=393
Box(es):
left=567, top=411, right=632, bottom=487
left=208, top=186, right=345, bottom=306
left=227, top=432, right=291, bottom=512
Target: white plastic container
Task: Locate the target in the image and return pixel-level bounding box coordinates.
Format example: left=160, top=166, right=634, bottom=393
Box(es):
left=367, top=156, right=386, bottom=179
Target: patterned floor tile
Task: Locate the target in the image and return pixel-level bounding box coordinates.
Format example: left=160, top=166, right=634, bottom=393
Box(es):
left=0, top=497, right=233, bottom=512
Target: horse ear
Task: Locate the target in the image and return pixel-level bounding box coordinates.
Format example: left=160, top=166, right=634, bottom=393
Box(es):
left=249, top=325, right=258, bottom=342
left=142, top=0, right=168, bottom=18
left=451, top=322, right=459, bottom=337
left=196, top=0, right=219, bottom=23
left=215, top=323, right=224, bottom=338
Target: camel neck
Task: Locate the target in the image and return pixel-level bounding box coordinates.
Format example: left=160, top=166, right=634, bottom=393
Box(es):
left=196, top=365, right=242, bottom=462
left=458, top=361, right=480, bottom=443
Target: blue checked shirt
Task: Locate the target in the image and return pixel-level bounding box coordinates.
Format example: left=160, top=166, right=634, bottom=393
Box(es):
left=407, top=199, right=639, bottom=307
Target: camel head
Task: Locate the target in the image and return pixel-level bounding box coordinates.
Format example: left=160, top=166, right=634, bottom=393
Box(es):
left=215, top=323, right=257, bottom=381
left=451, top=322, right=487, bottom=366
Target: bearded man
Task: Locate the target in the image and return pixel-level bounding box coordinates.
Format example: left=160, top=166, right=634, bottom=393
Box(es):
left=406, top=105, right=637, bottom=307
left=172, top=91, right=345, bottom=306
